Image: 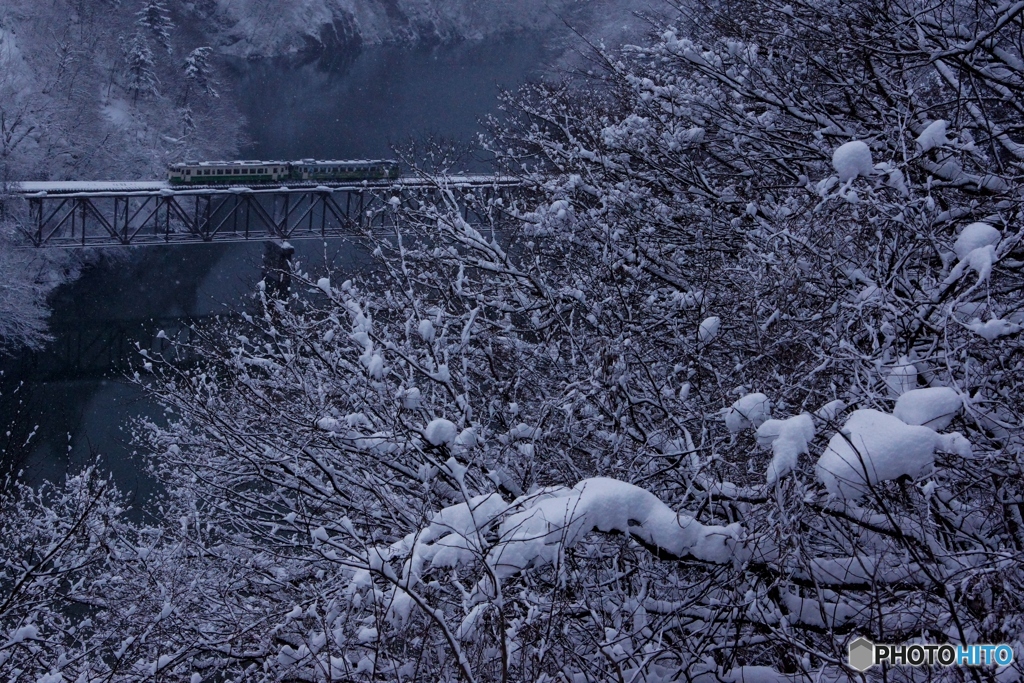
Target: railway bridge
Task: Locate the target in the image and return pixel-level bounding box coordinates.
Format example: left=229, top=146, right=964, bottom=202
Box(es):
left=1, top=175, right=520, bottom=248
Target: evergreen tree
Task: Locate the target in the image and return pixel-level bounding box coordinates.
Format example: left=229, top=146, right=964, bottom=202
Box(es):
left=135, top=0, right=173, bottom=54
left=182, top=46, right=217, bottom=105
left=180, top=105, right=194, bottom=136
left=122, top=32, right=158, bottom=103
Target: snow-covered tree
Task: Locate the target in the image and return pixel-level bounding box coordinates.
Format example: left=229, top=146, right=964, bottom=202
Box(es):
left=121, top=0, right=1024, bottom=678
left=135, top=0, right=173, bottom=54
left=182, top=46, right=218, bottom=105
left=121, top=32, right=158, bottom=103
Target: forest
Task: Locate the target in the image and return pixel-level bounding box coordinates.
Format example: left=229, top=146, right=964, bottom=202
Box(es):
left=2, top=0, right=1024, bottom=681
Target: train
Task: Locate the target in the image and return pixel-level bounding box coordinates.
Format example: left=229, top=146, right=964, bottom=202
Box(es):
left=167, top=159, right=401, bottom=185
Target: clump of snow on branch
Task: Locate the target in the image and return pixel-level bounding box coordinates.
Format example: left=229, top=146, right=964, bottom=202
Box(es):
left=490, top=478, right=746, bottom=572
left=832, top=141, right=873, bottom=181
left=725, top=392, right=772, bottom=432
left=916, top=120, right=950, bottom=152
left=698, top=315, right=721, bottom=344
left=953, top=223, right=1001, bottom=260
left=424, top=418, right=458, bottom=446
left=418, top=318, right=435, bottom=342
left=949, top=222, right=1002, bottom=283
left=816, top=410, right=972, bottom=499
left=966, top=317, right=1022, bottom=341
left=885, top=356, right=918, bottom=396
left=390, top=478, right=747, bottom=598
left=893, top=387, right=962, bottom=430
left=757, top=413, right=815, bottom=486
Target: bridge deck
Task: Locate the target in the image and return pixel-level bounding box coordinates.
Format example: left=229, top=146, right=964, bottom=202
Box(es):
left=8, top=175, right=519, bottom=197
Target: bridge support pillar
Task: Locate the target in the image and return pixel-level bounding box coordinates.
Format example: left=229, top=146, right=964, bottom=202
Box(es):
left=262, top=240, right=295, bottom=300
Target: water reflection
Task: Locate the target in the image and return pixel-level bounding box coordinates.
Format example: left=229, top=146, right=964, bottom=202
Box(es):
left=0, top=239, right=367, bottom=497
left=229, top=38, right=550, bottom=165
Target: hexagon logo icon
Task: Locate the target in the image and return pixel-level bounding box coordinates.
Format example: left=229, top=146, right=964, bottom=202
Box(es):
left=848, top=637, right=875, bottom=672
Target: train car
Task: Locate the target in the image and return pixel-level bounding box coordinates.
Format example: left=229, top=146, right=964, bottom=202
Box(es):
left=168, top=160, right=288, bottom=185
left=168, top=159, right=400, bottom=185
left=290, top=159, right=400, bottom=182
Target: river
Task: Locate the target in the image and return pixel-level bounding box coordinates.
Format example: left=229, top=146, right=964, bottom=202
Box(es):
left=1, top=37, right=553, bottom=499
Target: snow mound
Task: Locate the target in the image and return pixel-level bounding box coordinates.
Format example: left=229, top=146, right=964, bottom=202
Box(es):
left=698, top=316, right=721, bottom=344
left=815, top=409, right=972, bottom=499
left=967, top=317, right=1022, bottom=341
left=916, top=120, right=950, bottom=152
left=954, top=222, right=1001, bottom=260
left=493, top=478, right=744, bottom=571
left=424, top=419, right=458, bottom=446
left=725, top=393, right=772, bottom=433
left=832, top=141, right=873, bottom=182
left=759, top=413, right=815, bottom=486
left=893, top=387, right=962, bottom=430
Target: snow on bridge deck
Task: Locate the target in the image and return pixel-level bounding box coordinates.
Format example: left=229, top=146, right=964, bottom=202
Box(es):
left=8, top=175, right=520, bottom=196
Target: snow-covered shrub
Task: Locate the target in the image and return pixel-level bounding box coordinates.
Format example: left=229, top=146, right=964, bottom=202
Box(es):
left=8, top=0, right=1024, bottom=680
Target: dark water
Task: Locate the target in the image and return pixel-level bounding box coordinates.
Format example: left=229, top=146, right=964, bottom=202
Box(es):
left=231, top=37, right=550, bottom=164
left=2, top=39, right=550, bottom=499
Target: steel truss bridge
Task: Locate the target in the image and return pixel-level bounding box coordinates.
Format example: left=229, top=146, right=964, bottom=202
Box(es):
left=2, top=176, right=519, bottom=248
